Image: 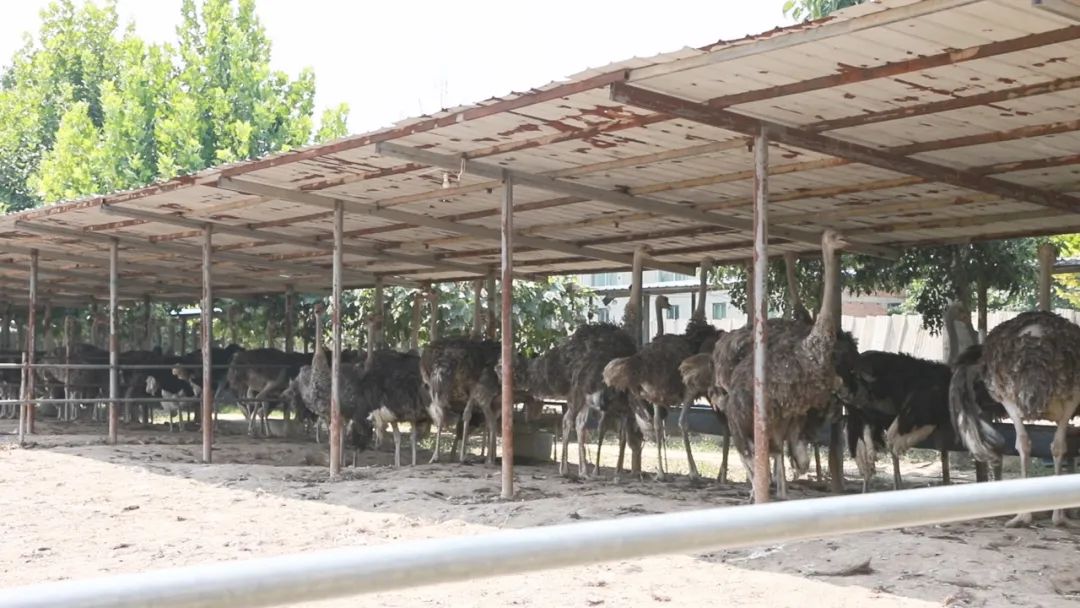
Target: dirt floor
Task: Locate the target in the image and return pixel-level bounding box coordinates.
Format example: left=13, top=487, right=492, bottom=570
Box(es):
left=2, top=418, right=1080, bottom=607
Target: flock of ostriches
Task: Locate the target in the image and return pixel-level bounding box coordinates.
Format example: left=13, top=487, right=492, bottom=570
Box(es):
left=3, top=230, right=1079, bottom=526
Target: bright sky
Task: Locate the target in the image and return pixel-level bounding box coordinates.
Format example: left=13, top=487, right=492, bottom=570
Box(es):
left=1, top=1, right=794, bottom=133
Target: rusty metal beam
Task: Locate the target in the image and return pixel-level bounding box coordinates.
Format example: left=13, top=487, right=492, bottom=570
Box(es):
left=201, top=225, right=214, bottom=463
left=108, top=238, right=119, bottom=445
left=752, top=127, right=770, bottom=504
left=13, top=220, right=408, bottom=289
left=501, top=172, right=515, bottom=500
left=99, top=203, right=490, bottom=278
left=611, top=83, right=1080, bottom=214
left=810, top=75, right=1080, bottom=133
left=330, top=201, right=344, bottom=477
left=376, top=142, right=896, bottom=259
left=25, top=250, right=38, bottom=436
left=891, top=118, right=1080, bottom=156
left=217, top=176, right=697, bottom=276
left=702, top=25, right=1080, bottom=110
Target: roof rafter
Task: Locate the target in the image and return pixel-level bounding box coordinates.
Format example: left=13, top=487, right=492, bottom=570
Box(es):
left=13, top=221, right=413, bottom=289
left=216, top=176, right=697, bottom=276
left=701, top=24, right=1080, bottom=109
left=375, top=141, right=897, bottom=259
left=98, top=204, right=504, bottom=279
left=610, top=83, right=1080, bottom=214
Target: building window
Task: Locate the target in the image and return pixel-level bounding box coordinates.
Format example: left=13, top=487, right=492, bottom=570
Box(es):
left=886, top=302, right=901, bottom=314
left=665, top=305, right=680, bottom=320
left=590, top=272, right=624, bottom=288
left=657, top=271, right=692, bottom=284
left=596, top=308, right=610, bottom=323
left=711, top=302, right=727, bottom=319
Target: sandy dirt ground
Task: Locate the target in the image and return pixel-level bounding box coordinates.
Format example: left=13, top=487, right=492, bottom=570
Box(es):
left=2, top=419, right=1080, bottom=607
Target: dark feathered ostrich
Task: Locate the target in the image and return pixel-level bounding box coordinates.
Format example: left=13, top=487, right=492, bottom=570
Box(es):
left=951, top=310, right=1080, bottom=527
left=722, top=230, right=851, bottom=499
left=603, top=263, right=719, bottom=480
left=422, top=337, right=528, bottom=465
left=348, top=349, right=431, bottom=467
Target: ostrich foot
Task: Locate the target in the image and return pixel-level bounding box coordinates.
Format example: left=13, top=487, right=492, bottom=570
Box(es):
left=1052, top=509, right=1079, bottom=528
left=654, top=471, right=668, bottom=482
left=428, top=453, right=441, bottom=464
left=1005, top=512, right=1033, bottom=528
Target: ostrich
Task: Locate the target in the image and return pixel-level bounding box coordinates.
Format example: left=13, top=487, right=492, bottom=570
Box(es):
left=421, top=337, right=505, bottom=464
left=950, top=310, right=1080, bottom=527
left=145, top=371, right=196, bottom=432
left=603, top=262, right=719, bottom=480
left=508, top=323, right=637, bottom=478
left=348, top=349, right=432, bottom=467
left=845, top=302, right=977, bottom=492
left=722, top=230, right=851, bottom=499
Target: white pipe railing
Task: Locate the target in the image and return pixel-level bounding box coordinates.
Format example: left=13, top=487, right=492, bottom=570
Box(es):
left=3, top=475, right=1080, bottom=608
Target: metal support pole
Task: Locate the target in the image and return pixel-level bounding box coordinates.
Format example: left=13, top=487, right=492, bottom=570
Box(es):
left=828, top=243, right=845, bottom=495
left=63, top=316, right=73, bottom=423
left=471, top=279, right=483, bottom=339
left=500, top=171, right=515, bottom=500
left=201, top=226, right=214, bottom=463
left=284, top=286, right=295, bottom=354
left=330, top=201, right=344, bottom=477
left=108, top=239, right=119, bottom=445
left=751, top=128, right=770, bottom=504
left=409, top=286, right=424, bottom=351
left=486, top=270, right=497, bottom=339
left=26, top=250, right=38, bottom=435
left=17, top=350, right=26, bottom=445
left=1038, top=242, right=1055, bottom=311
left=373, top=277, right=384, bottom=350
left=143, top=295, right=152, bottom=350
left=628, top=246, right=646, bottom=347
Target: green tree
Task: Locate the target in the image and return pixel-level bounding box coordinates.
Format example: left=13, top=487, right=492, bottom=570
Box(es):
left=0, top=0, right=351, bottom=208
left=782, top=0, right=868, bottom=21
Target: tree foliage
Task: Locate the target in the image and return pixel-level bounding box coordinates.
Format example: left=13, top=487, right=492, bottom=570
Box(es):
left=0, top=0, right=350, bottom=210
left=782, top=0, right=868, bottom=21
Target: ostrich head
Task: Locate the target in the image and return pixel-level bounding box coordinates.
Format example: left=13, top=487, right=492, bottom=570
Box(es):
left=821, top=229, right=850, bottom=256
left=145, top=375, right=160, bottom=396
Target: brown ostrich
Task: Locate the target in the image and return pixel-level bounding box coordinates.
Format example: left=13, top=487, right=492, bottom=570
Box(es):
left=950, top=310, right=1080, bottom=527
left=722, top=230, right=850, bottom=499
left=603, top=261, right=719, bottom=480
left=510, top=322, right=637, bottom=478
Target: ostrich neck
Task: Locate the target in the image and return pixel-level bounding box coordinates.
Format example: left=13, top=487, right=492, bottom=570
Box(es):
left=783, top=254, right=804, bottom=321
left=655, top=301, right=665, bottom=336
left=808, top=249, right=839, bottom=351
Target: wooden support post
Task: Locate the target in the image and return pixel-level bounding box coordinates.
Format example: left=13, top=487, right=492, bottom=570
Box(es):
left=284, top=286, right=295, bottom=354
left=751, top=128, right=770, bottom=504
left=1039, top=242, right=1056, bottom=311
left=828, top=240, right=845, bottom=495
left=24, top=250, right=38, bottom=436
left=501, top=171, right=515, bottom=500
left=373, top=277, right=385, bottom=350
left=409, top=285, right=425, bottom=351
left=627, top=247, right=647, bottom=347
left=471, top=279, right=484, bottom=339
left=977, top=277, right=988, bottom=343
left=427, top=284, right=440, bottom=343
left=201, top=226, right=214, bottom=463
left=693, top=258, right=713, bottom=321
left=108, top=239, right=119, bottom=445
left=486, top=270, right=497, bottom=339
left=329, top=201, right=344, bottom=477
left=143, top=295, right=152, bottom=350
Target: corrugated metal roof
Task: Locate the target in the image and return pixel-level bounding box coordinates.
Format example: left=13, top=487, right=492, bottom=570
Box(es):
left=2, top=0, right=1079, bottom=303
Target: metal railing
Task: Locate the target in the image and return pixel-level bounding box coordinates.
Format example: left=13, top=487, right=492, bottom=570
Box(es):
left=2, top=475, right=1079, bottom=608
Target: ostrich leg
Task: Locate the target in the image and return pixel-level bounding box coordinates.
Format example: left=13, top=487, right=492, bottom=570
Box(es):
left=814, top=447, right=822, bottom=482
left=594, top=410, right=607, bottom=475
left=629, top=424, right=643, bottom=478
left=410, top=423, right=419, bottom=467
left=575, top=406, right=593, bottom=478
left=429, top=418, right=444, bottom=464
left=774, top=449, right=788, bottom=500
left=459, top=400, right=476, bottom=463
left=1003, top=402, right=1033, bottom=528
left=390, top=420, right=402, bottom=468
left=558, top=405, right=574, bottom=477
left=679, top=400, right=699, bottom=480
left=718, top=431, right=730, bottom=484
left=1051, top=406, right=1080, bottom=526
left=652, top=403, right=666, bottom=481
left=613, top=416, right=627, bottom=482
left=940, top=449, right=951, bottom=486
left=892, top=454, right=902, bottom=490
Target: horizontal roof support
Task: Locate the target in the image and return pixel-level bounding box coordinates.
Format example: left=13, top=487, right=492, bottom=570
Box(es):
left=99, top=204, right=496, bottom=279
left=376, top=141, right=897, bottom=259
left=610, top=83, right=1080, bottom=215
left=701, top=24, right=1080, bottom=109
left=13, top=221, right=415, bottom=290
left=216, top=176, right=697, bottom=276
